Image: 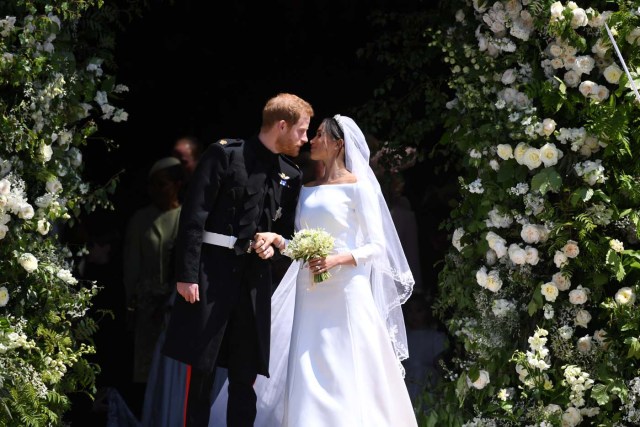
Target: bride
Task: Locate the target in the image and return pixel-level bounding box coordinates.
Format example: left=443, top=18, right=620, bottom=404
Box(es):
left=211, top=115, right=417, bottom=426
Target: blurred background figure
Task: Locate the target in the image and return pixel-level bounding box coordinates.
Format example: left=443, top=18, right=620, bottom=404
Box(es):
left=122, top=157, right=185, bottom=418
left=172, top=136, right=203, bottom=180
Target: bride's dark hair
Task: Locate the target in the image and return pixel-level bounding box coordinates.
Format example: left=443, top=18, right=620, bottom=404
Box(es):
left=325, top=117, right=345, bottom=141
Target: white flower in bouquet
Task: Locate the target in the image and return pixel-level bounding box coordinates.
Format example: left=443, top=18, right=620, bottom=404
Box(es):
left=578, top=80, right=598, bottom=97
left=539, top=142, right=562, bottom=167
left=508, top=243, right=527, bottom=265
left=18, top=252, right=38, bottom=273
left=521, top=224, right=541, bottom=244
left=525, top=246, right=539, bottom=265
left=492, top=298, right=515, bottom=317
left=593, top=329, right=608, bottom=345
left=452, top=227, right=467, bottom=252
left=626, top=27, right=640, bottom=45
left=0, top=224, right=8, bottom=240
left=485, top=270, right=503, bottom=293
left=283, top=228, right=335, bottom=283
left=57, top=268, right=78, bottom=285
left=614, top=287, right=636, bottom=305
left=550, top=2, right=564, bottom=21
left=514, top=142, right=528, bottom=164
left=467, top=369, right=490, bottom=389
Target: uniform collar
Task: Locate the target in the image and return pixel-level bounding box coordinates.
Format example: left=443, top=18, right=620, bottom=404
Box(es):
left=249, top=135, right=280, bottom=166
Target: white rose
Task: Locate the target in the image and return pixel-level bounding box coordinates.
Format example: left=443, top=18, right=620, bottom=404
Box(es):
left=18, top=252, right=38, bottom=273
left=452, top=227, right=466, bottom=252
left=549, top=43, right=564, bottom=57
left=18, top=203, right=34, bottom=220
left=539, top=143, right=560, bottom=167
left=525, top=246, right=539, bottom=265
left=476, top=267, right=488, bottom=288
left=0, top=224, right=8, bottom=240
left=626, top=27, right=640, bottom=45
left=578, top=80, right=598, bottom=98
left=550, top=2, right=564, bottom=20
left=486, top=249, right=498, bottom=266
left=0, top=178, right=10, bottom=195
left=501, top=68, right=517, bottom=85
left=569, top=287, right=589, bottom=305
left=523, top=147, right=542, bottom=170
left=541, top=282, right=559, bottom=302
left=485, top=270, right=503, bottom=293
left=40, top=144, right=53, bottom=162
left=37, top=218, right=50, bottom=235
left=603, top=63, right=623, bottom=84
left=541, top=118, right=556, bottom=136
left=593, top=329, right=607, bottom=344
left=564, top=70, right=581, bottom=87
left=46, top=178, right=63, bottom=194
left=591, top=38, right=609, bottom=57
left=0, top=286, right=8, bottom=307
left=562, top=240, right=580, bottom=258
left=594, top=85, right=609, bottom=102
left=496, top=144, right=514, bottom=160
left=467, top=370, right=490, bottom=389
left=552, top=272, right=571, bottom=291
left=614, top=287, right=636, bottom=305
left=554, top=250, right=568, bottom=268
left=575, top=309, right=591, bottom=328
left=514, top=142, right=528, bottom=165
left=508, top=244, right=527, bottom=265
left=570, top=8, right=588, bottom=28
left=562, top=407, right=583, bottom=427
left=521, top=224, right=541, bottom=244
left=577, top=335, right=592, bottom=353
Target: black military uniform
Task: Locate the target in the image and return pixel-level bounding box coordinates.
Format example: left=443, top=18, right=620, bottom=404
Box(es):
left=162, top=136, right=301, bottom=426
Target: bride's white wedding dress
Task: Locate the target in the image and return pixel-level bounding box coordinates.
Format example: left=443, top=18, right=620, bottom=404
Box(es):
left=210, top=182, right=417, bottom=427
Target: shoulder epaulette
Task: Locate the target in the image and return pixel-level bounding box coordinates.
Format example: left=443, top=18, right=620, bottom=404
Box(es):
left=216, top=138, right=244, bottom=148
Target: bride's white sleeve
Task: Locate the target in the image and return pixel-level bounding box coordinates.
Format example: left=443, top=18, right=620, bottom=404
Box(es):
left=209, top=260, right=300, bottom=427
left=350, top=180, right=385, bottom=264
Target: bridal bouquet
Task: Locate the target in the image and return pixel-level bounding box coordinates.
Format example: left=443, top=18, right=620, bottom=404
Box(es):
left=283, top=228, right=335, bottom=283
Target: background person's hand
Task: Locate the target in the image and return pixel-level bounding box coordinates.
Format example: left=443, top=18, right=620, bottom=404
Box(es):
left=177, top=282, right=199, bottom=303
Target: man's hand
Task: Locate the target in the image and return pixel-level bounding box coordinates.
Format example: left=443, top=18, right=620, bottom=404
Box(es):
left=177, top=282, right=199, bottom=303
left=252, top=232, right=279, bottom=259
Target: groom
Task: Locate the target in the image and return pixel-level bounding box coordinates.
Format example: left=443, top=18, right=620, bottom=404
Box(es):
left=162, top=93, right=313, bottom=427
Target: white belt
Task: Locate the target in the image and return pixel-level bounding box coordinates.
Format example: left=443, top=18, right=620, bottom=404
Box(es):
left=202, top=231, right=237, bottom=249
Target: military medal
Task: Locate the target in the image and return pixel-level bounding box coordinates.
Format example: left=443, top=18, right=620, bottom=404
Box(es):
left=278, top=172, right=290, bottom=187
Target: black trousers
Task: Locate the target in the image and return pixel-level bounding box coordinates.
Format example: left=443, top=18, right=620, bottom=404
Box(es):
left=184, top=287, right=259, bottom=427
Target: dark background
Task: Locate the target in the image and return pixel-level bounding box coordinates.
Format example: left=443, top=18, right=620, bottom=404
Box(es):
left=69, top=0, right=448, bottom=424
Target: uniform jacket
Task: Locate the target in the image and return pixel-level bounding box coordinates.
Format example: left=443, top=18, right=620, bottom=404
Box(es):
left=162, top=136, right=301, bottom=375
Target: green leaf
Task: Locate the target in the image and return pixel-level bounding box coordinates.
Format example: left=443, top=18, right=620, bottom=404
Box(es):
left=606, top=250, right=626, bottom=282
left=591, top=383, right=610, bottom=405
left=531, top=167, right=562, bottom=195
left=625, top=337, right=640, bottom=359
left=569, top=187, right=594, bottom=206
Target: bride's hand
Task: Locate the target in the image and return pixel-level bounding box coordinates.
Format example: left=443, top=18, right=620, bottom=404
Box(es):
left=252, top=232, right=280, bottom=259
left=309, top=253, right=355, bottom=274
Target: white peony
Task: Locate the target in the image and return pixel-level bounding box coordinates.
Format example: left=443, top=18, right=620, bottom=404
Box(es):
left=18, top=253, right=38, bottom=273
left=614, top=287, right=636, bottom=305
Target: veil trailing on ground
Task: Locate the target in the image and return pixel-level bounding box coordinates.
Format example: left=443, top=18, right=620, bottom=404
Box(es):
left=334, top=114, right=415, bottom=368
left=210, top=115, right=415, bottom=426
